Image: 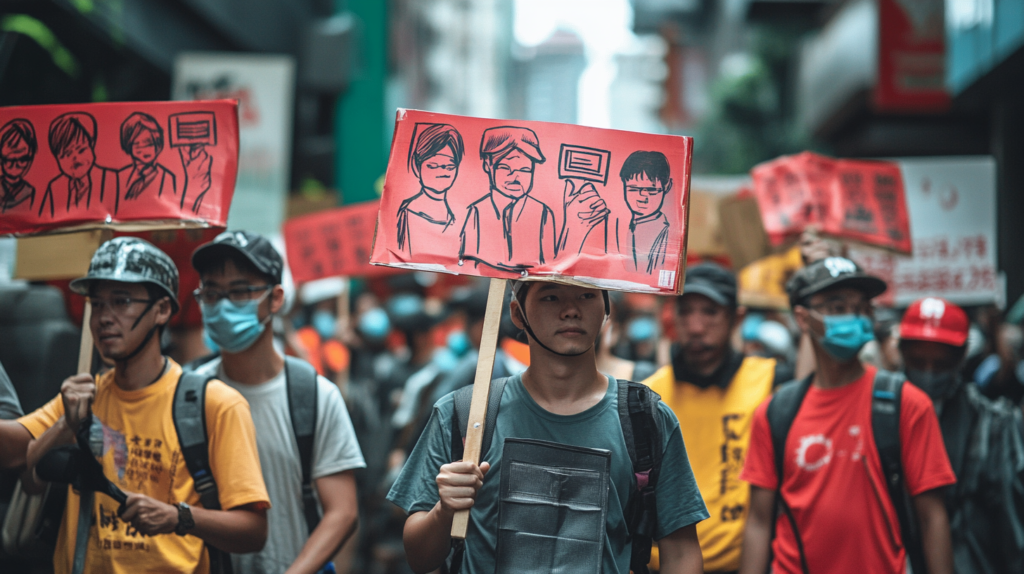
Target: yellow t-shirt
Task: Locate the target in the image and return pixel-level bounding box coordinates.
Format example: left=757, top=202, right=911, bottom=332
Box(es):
left=18, top=359, right=270, bottom=574
left=643, top=356, right=775, bottom=572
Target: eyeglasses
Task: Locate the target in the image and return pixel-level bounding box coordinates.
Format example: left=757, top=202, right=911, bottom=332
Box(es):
left=87, top=296, right=154, bottom=315
left=807, top=299, right=872, bottom=316
left=1, top=155, right=31, bottom=169
left=193, top=284, right=272, bottom=305
left=626, top=186, right=666, bottom=195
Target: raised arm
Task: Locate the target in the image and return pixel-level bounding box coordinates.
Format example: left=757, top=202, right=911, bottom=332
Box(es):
left=403, top=460, right=489, bottom=574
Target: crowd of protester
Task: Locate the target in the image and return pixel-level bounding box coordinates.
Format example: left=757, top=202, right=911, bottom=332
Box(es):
left=1, top=227, right=1023, bottom=574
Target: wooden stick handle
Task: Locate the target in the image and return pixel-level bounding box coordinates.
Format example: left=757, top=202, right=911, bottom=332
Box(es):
left=78, top=300, right=94, bottom=374
left=451, top=278, right=507, bottom=540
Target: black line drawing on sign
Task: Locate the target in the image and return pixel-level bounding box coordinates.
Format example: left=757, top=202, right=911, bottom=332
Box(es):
left=397, top=123, right=464, bottom=255
left=38, top=112, right=119, bottom=218
left=459, top=126, right=557, bottom=272
left=556, top=144, right=611, bottom=256
left=0, top=118, right=37, bottom=214
left=614, top=151, right=673, bottom=274
left=168, top=111, right=216, bottom=213
left=117, top=112, right=177, bottom=214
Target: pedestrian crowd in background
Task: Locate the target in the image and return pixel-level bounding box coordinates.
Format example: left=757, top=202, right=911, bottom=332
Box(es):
left=0, top=226, right=1022, bottom=574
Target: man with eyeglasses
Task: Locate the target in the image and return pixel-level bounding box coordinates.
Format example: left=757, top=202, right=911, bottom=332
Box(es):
left=737, top=257, right=955, bottom=574
left=189, top=231, right=364, bottom=574
left=459, top=126, right=608, bottom=271
left=10, top=237, right=270, bottom=574
left=0, top=117, right=37, bottom=214
left=615, top=151, right=672, bottom=275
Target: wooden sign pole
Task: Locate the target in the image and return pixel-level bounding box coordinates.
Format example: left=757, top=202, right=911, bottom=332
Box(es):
left=77, top=302, right=94, bottom=374
left=450, top=277, right=507, bottom=539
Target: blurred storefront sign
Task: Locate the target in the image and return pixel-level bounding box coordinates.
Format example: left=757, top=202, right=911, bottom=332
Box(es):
left=946, top=0, right=1023, bottom=96
left=850, top=157, right=1000, bottom=307
left=173, top=53, right=295, bottom=235
left=876, top=0, right=950, bottom=111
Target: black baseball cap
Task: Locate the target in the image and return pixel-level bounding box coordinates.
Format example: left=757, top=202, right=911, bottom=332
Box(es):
left=681, top=263, right=737, bottom=308
left=192, top=230, right=284, bottom=284
left=786, top=256, right=887, bottom=308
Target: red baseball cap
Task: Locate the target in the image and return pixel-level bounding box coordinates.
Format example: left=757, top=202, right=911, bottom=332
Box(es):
left=900, top=297, right=969, bottom=347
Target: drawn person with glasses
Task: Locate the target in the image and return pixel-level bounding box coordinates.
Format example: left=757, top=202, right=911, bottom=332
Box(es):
left=189, top=231, right=364, bottom=574
left=0, top=118, right=37, bottom=214
left=615, top=151, right=673, bottom=275
left=460, top=126, right=557, bottom=271
left=397, top=123, right=464, bottom=256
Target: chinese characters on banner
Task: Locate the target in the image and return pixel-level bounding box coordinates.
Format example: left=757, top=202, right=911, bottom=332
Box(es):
left=370, top=109, right=693, bottom=294
left=850, top=157, right=999, bottom=307
left=283, top=201, right=395, bottom=284
left=0, top=100, right=238, bottom=236
left=751, top=151, right=912, bottom=254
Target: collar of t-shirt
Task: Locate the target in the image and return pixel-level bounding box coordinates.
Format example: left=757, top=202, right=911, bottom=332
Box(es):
left=672, top=346, right=744, bottom=389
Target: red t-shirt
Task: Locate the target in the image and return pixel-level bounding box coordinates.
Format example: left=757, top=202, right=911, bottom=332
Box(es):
left=740, top=365, right=956, bottom=574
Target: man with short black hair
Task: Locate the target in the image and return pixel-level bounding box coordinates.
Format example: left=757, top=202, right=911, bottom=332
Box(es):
left=899, top=297, right=1024, bottom=573
left=16, top=237, right=270, bottom=574
left=191, top=231, right=364, bottom=574
left=739, top=257, right=955, bottom=574
left=616, top=151, right=673, bottom=274
left=389, top=280, right=708, bottom=574
left=643, top=262, right=779, bottom=573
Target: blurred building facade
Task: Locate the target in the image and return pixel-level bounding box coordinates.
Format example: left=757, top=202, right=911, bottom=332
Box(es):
left=509, top=29, right=586, bottom=124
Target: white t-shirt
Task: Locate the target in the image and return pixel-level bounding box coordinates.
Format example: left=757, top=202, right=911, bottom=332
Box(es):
left=195, top=357, right=366, bottom=574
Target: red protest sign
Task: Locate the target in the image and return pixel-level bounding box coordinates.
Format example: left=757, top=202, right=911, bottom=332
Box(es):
left=0, top=100, right=238, bottom=236
left=370, top=109, right=692, bottom=294
left=751, top=152, right=911, bottom=254
left=284, top=201, right=397, bottom=284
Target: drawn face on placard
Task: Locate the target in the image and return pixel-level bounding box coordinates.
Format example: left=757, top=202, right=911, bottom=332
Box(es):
left=421, top=147, right=459, bottom=193
left=0, top=120, right=35, bottom=183
left=488, top=150, right=535, bottom=199
left=57, top=134, right=95, bottom=180
left=121, top=112, right=165, bottom=166
left=621, top=151, right=672, bottom=220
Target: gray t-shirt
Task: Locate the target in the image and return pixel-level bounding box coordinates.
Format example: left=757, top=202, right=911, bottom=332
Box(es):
left=387, top=373, right=708, bottom=574
left=196, top=358, right=366, bottom=574
left=0, top=360, right=23, bottom=419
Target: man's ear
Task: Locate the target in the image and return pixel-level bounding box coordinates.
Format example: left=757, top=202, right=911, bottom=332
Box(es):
left=154, top=297, right=173, bottom=328
left=665, top=178, right=673, bottom=194
left=269, top=285, right=286, bottom=314
left=732, top=305, right=747, bottom=328
left=792, top=305, right=811, bottom=334
left=482, top=158, right=492, bottom=175
left=509, top=298, right=525, bottom=330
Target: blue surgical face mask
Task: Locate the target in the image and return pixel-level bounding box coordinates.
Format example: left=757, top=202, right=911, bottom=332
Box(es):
left=816, top=313, right=874, bottom=361
left=359, top=307, right=390, bottom=341
left=447, top=330, right=470, bottom=357
left=201, top=292, right=272, bottom=354
left=312, top=310, right=336, bottom=340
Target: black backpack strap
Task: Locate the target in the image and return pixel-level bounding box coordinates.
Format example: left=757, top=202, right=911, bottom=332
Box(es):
left=618, top=380, right=663, bottom=574
left=173, top=371, right=220, bottom=511
left=872, top=370, right=927, bottom=574
left=445, top=377, right=508, bottom=574
left=450, top=377, right=508, bottom=463
left=172, top=371, right=233, bottom=574
left=285, top=356, right=320, bottom=536
left=765, top=375, right=814, bottom=574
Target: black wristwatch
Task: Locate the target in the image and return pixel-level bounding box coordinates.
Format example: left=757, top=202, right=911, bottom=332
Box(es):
left=175, top=502, right=195, bottom=536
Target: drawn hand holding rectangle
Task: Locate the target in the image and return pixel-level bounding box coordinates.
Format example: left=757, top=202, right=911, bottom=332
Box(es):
left=371, top=109, right=692, bottom=294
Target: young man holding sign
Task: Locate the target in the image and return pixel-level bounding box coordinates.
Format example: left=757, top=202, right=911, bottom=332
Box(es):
left=15, top=237, right=270, bottom=574
left=388, top=280, right=708, bottom=574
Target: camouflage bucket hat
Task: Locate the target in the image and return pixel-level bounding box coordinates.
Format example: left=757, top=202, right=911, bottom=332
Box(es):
left=70, top=237, right=180, bottom=314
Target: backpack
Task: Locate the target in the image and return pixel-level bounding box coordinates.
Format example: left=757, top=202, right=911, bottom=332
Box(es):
left=765, top=370, right=925, bottom=574
left=445, top=378, right=663, bottom=574
left=176, top=356, right=321, bottom=572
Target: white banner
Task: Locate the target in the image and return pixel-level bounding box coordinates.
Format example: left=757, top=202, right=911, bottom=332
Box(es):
left=851, top=156, right=1000, bottom=307
left=172, top=53, right=295, bottom=235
